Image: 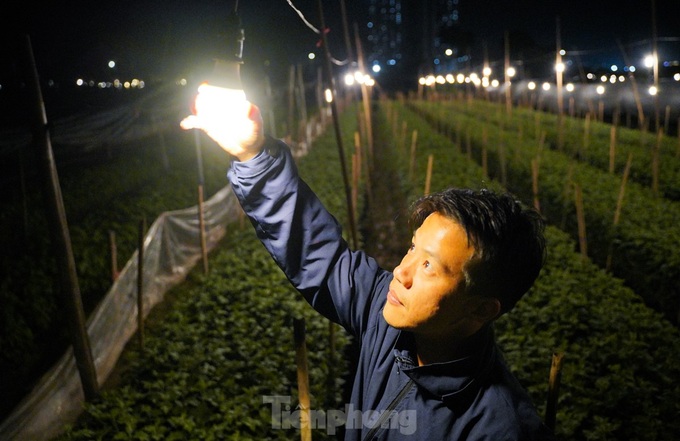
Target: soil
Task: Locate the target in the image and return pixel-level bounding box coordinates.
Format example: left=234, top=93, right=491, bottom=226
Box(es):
left=358, top=122, right=413, bottom=271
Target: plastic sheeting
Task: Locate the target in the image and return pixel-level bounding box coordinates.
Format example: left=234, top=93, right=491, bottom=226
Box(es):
left=0, top=184, right=242, bottom=441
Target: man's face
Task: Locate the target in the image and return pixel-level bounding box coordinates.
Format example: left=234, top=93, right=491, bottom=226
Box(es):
left=383, top=212, right=479, bottom=340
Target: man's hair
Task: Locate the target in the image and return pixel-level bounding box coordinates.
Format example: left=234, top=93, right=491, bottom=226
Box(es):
left=408, top=188, right=546, bottom=316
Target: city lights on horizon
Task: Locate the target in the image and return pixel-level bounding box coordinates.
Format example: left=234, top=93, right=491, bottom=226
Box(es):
left=419, top=49, right=680, bottom=97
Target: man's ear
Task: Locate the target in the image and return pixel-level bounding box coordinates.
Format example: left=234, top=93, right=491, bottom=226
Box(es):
left=471, top=297, right=501, bottom=322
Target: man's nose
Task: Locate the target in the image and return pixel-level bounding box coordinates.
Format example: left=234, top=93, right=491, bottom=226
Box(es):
left=393, top=256, right=413, bottom=289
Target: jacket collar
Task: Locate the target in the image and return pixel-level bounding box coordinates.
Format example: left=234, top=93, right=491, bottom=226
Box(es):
left=393, top=326, right=496, bottom=407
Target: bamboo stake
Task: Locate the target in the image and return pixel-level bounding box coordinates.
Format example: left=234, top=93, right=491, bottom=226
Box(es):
left=424, top=154, right=434, bottom=196
left=198, top=185, right=209, bottom=275
left=293, top=318, right=312, bottom=441
left=22, top=34, right=99, bottom=400
left=354, top=22, right=373, bottom=159
left=545, top=352, right=565, bottom=432
left=356, top=131, right=373, bottom=207
left=609, top=126, right=617, bottom=174
left=194, top=130, right=205, bottom=187
left=409, top=129, right=418, bottom=180
left=137, top=217, right=146, bottom=350
left=538, top=131, right=546, bottom=159
left=318, top=0, right=358, bottom=250
left=504, top=31, right=512, bottom=116
left=574, top=184, right=588, bottom=259
left=607, top=153, right=633, bottom=271
left=617, top=39, right=645, bottom=128
left=109, top=230, right=119, bottom=282
left=296, top=64, right=309, bottom=147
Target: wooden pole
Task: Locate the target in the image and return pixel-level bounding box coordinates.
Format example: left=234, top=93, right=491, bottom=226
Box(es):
left=193, top=130, right=205, bottom=186
left=22, top=34, right=99, bottom=401
left=607, top=153, right=633, bottom=271
left=198, top=185, right=209, bottom=275
left=354, top=23, right=373, bottom=162
left=545, top=352, right=565, bottom=432
left=409, top=130, right=418, bottom=180
left=609, top=126, right=617, bottom=174
left=555, top=16, right=565, bottom=151
left=424, top=154, right=434, bottom=195
left=318, top=0, right=358, bottom=250
left=296, top=64, right=309, bottom=146
left=504, top=31, right=512, bottom=116
left=357, top=131, right=374, bottom=208
left=616, top=39, right=645, bottom=128
left=137, top=217, right=146, bottom=350
left=293, top=318, right=312, bottom=441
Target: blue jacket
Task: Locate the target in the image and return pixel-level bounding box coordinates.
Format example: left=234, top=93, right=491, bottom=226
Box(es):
left=228, top=137, right=553, bottom=440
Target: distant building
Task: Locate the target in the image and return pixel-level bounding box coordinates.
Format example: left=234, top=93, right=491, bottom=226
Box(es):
left=364, top=0, right=463, bottom=90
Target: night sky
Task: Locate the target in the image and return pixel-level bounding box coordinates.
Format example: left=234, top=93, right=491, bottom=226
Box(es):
left=2, top=0, right=679, bottom=90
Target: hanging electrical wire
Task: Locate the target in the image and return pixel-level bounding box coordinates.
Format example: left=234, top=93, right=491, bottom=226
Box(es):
left=286, top=0, right=320, bottom=34
left=285, top=0, right=349, bottom=66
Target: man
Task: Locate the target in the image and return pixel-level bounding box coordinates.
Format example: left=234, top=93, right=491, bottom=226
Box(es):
left=181, top=84, right=553, bottom=440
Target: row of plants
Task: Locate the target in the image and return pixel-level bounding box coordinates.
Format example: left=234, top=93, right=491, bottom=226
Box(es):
left=54, top=105, right=362, bottom=439
left=0, top=127, right=231, bottom=420
left=381, top=99, right=680, bottom=440
left=406, top=98, right=680, bottom=324
left=437, top=98, right=680, bottom=201
left=57, top=230, right=350, bottom=441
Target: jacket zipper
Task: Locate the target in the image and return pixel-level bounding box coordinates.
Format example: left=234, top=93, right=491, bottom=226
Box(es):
left=361, top=378, right=415, bottom=441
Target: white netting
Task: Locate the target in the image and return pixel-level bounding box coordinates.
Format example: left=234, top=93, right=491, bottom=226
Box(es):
left=0, top=183, right=241, bottom=441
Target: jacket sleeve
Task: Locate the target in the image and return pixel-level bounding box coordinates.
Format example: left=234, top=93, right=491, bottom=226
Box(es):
left=227, top=136, right=389, bottom=336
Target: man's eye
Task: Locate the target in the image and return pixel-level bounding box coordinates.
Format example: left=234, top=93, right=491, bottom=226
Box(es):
left=408, top=243, right=415, bottom=252
left=423, top=261, right=431, bottom=269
